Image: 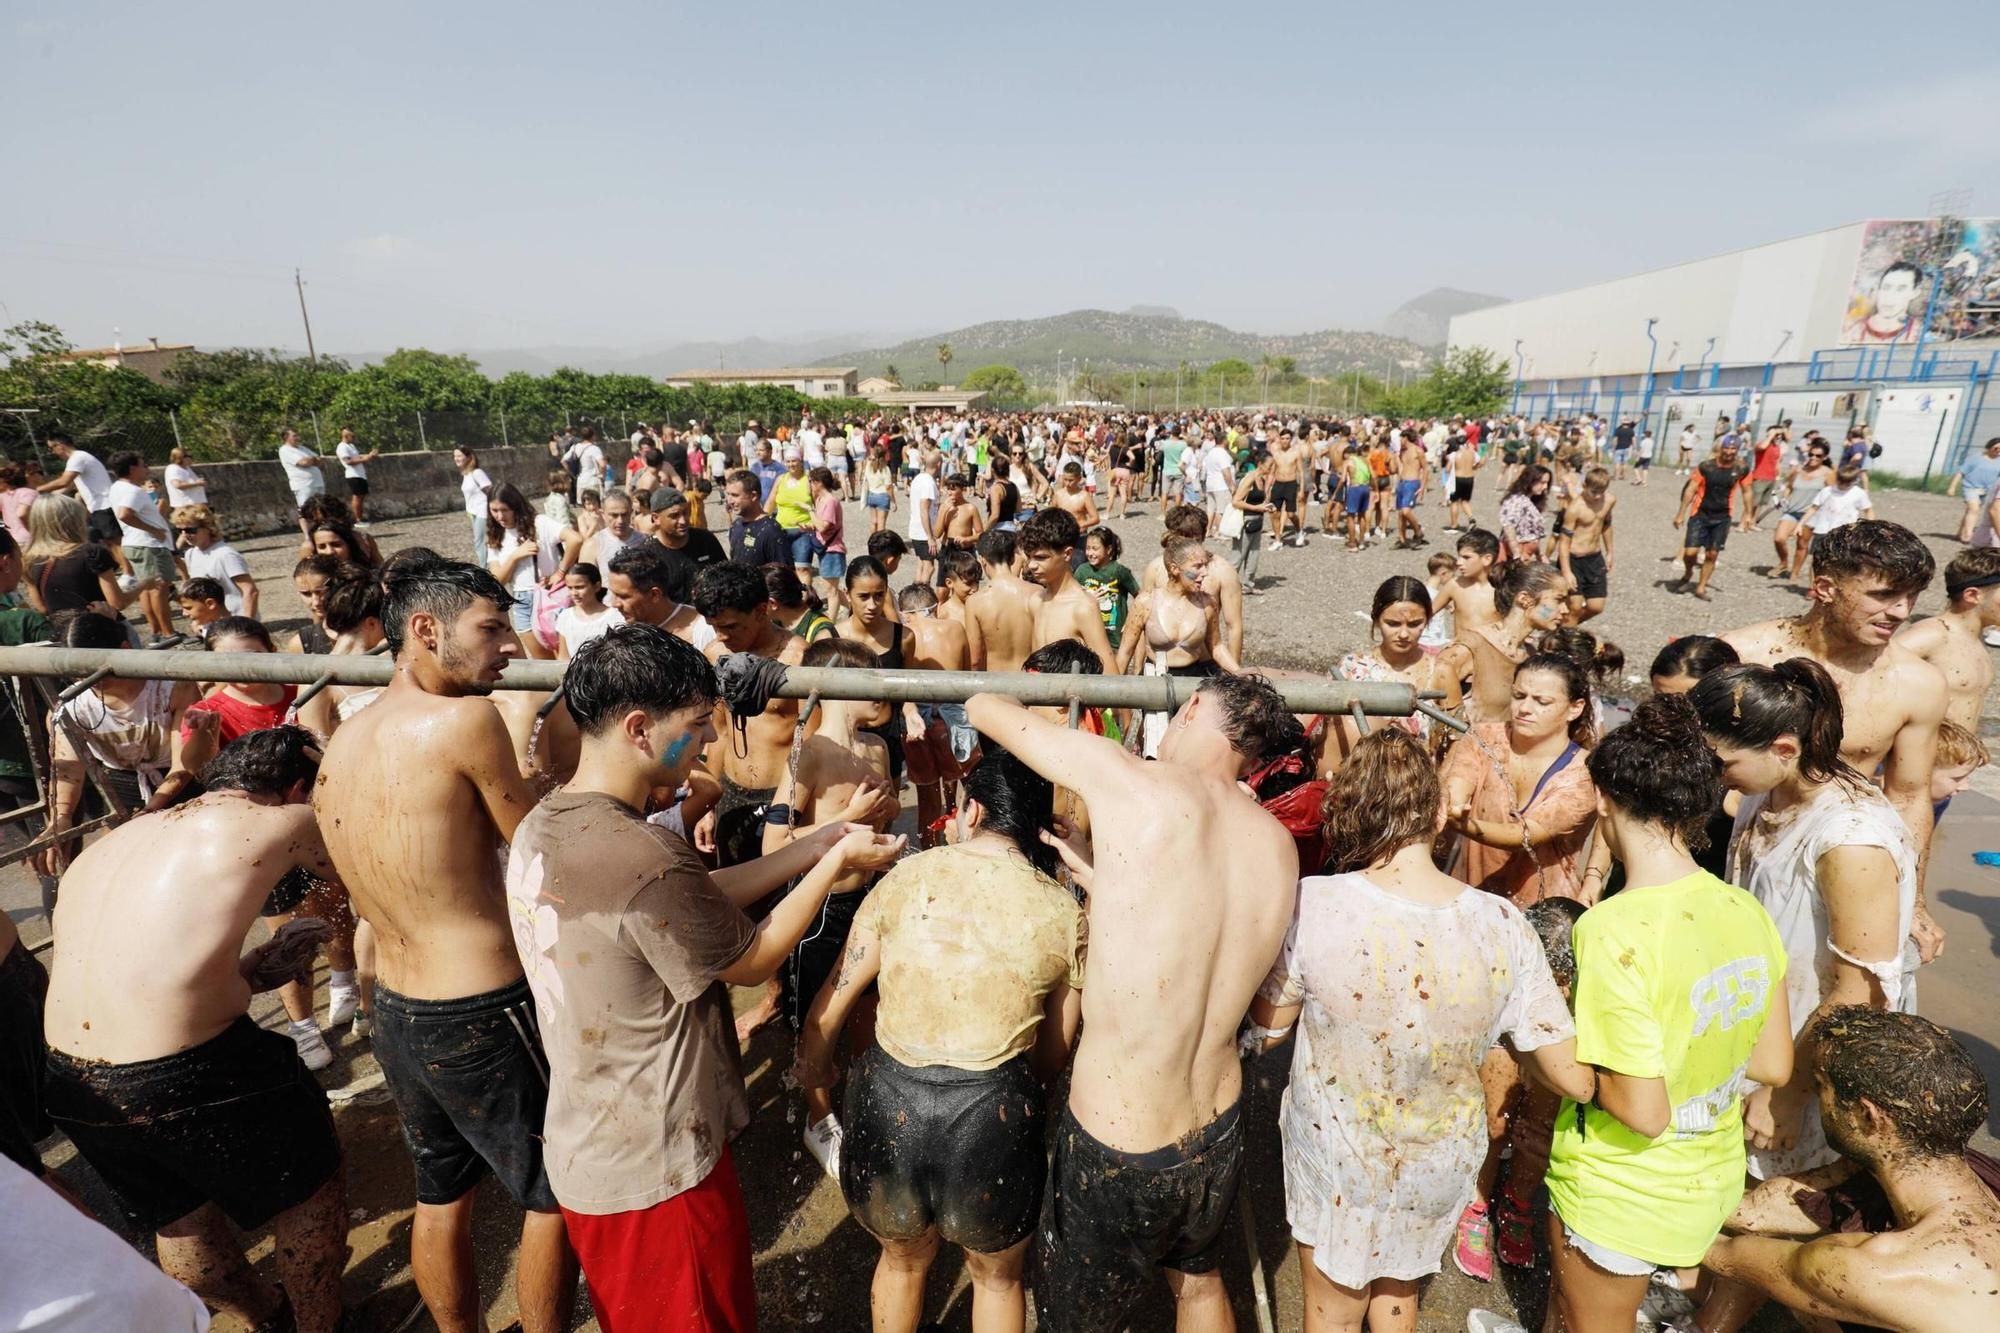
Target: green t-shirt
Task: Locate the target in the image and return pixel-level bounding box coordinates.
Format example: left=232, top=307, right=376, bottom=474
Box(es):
left=1545, top=870, right=1787, bottom=1266
left=1160, top=438, right=1188, bottom=482
left=1076, top=561, right=1141, bottom=643
left=0, top=605, right=53, bottom=781
left=1345, top=454, right=1372, bottom=487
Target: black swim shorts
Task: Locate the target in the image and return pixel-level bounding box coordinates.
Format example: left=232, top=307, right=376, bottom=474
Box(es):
left=0, top=939, right=53, bottom=1174
left=260, top=865, right=316, bottom=917
left=1568, top=551, right=1608, bottom=601
left=1684, top=513, right=1731, bottom=552
left=44, top=1015, right=341, bottom=1233
left=714, top=776, right=778, bottom=870
left=1035, top=1097, right=1244, bottom=1333
left=371, top=977, right=558, bottom=1210
left=841, top=1046, right=1045, bottom=1254
left=782, top=885, right=870, bottom=1032
left=1268, top=479, right=1300, bottom=508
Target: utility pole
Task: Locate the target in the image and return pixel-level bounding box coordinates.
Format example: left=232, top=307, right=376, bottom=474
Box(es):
left=294, top=269, right=319, bottom=370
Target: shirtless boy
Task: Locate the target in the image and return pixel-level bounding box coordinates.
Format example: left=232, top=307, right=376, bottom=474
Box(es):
left=898, top=583, right=974, bottom=845
left=936, top=547, right=980, bottom=628
left=1894, top=545, right=2000, bottom=732
left=1700, top=1008, right=2000, bottom=1333
left=315, top=553, right=578, bottom=1333
left=46, top=727, right=350, bottom=1333
left=1393, top=431, right=1429, bottom=549
left=1018, top=508, right=1118, bottom=675
left=934, top=472, right=986, bottom=569
left=1267, top=428, right=1306, bottom=547
left=1435, top=527, right=1502, bottom=644
left=1144, top=504, right=1245, bottom=664
left=968, top=676, right=1299, bottom=1331
left=1053, top=461, right=1101, bottom=531
left=1556, top=465, right=1616, bottom=623
left=966, top=528, right=1038, bottom=672
left=1725, top=520, right=1946, bottom=958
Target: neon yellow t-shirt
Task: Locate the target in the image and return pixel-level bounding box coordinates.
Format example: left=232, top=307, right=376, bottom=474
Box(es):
left=771, top=473, right=813, bottom=531
left=1545, top=870, right=1786, bottom=1267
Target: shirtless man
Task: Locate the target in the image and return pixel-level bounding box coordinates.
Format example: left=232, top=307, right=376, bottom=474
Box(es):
left=967, top=675, right=1300, bottom=1331
left=1393, top=431, right=1429, bottom=548
left=898, top=582, right=974, bottom=845
left=1018, top=508, right=1118, bottom=675
left=1556, top=466, right=1616, bottom=624
left=1725, top=520, right=1946, bottom=959
left=607, top=543, right=713, bottom=647
left=45, top=727, right=349, bottom=1333
left=315, top=553, right=578, bottom=1333
left=1144, top=505, right=1245, bottom=664
left=966, top=528, right=1038, bottom=672
left=1894, top=545, right=2000, bottom=732
left=1052, top=461, right=1101, bottom=531
left=934, top=471, right=986, bottom=569
left=1266, top=428, right=1306, bottom=547
left=1700, top=1008, right=2000, bottom=1333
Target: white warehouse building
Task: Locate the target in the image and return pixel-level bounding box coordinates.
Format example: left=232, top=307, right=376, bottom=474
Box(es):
left=1448, top=217, right=2000, bottom=483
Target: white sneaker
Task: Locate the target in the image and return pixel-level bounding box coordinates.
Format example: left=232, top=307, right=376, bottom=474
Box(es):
left=1465, top=1311, right=1526, bottom=1333
left=290, top=1022, right=334, bottom=1071
left=803, top=1114, right=843, bottom=1180
left=1983, top=627, right=2000, bottom=648
left=326, top=987, right=361, bottom=1029
left=350, top=1013, right=372, bottom=1042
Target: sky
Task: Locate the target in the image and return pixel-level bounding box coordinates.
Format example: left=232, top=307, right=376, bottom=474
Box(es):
left=5, top=0, right=1997, bottom=359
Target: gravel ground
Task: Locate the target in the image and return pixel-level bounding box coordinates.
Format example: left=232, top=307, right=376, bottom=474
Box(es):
left=51, top=477, right=1974, bottom=1331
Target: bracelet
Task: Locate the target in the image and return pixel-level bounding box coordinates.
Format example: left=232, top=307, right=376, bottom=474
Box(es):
left=1582, top=866, right=1605, bottom=880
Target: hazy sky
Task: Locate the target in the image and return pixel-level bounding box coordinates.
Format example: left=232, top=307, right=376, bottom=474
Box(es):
left=5, top=0, right=1995, bottom=357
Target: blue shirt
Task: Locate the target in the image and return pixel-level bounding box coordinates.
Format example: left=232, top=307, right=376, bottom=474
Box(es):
left=1960, top=453, right=2000, bottom=498
left=750, top=459, right=784, bottom=506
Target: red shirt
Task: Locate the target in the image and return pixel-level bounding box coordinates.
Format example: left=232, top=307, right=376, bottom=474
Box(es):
left=180, top=686, right=298, bottom=746
left=1752, top=441, right=1782, bottom=481
left=1465, top=422, right=1483, bottom=447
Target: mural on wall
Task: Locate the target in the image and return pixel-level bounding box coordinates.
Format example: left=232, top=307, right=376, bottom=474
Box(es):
left=1842, top=218, right=2000, bottom=345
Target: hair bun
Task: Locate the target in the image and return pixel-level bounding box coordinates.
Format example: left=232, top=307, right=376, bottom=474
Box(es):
left=1626, top=692, right=1702, bottom=747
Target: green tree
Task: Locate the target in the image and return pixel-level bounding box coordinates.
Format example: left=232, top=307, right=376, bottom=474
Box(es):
left=1207, top=357, right=1254, bottom=380
left=935, top=343, right=953, bottom=381
left=884, top=363, right=901, bottom=386
left=962, top=364, right=1028, bottom=399
left=1421, top=345, right=1511, bottom=417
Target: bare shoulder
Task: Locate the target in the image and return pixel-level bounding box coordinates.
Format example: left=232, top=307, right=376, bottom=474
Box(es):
left=777, top=633, right=808, bottom=666
left=1891, top=616, right=1948, bottom=658
left=1721, top=618, right=1792, bottom=663
left=1886, top=646, right=1949, bottom=714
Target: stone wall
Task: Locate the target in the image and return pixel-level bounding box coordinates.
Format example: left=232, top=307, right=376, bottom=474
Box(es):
left=192, top=445, right=561, bottom=540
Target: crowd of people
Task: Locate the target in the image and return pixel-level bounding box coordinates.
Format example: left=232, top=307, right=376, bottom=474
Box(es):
left=0, top=405, right=1997, bottom=1333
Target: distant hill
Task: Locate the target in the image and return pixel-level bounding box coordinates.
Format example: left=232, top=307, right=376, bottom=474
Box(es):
left=333, top=331, right=914, bottom=379
left=837, top=310, right=1430, bottom=380
left=1379, top=287, right=1507, bottom=348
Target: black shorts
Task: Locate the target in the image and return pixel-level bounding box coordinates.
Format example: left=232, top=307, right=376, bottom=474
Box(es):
left=0, top=939, right=53, bottom=1175
left=1568, top=551, right=1608, bottom=600
left=1035, top=1097, right=1245, bottom=1332
left=1268, top=479, right=1300, bottom=507
left=346, top=476, right=371, bottom=496
left=911, top=539, right=934, bottom=561
left=714, top=776, right=777, bottom=870
left=371, top=977, right=557, bottom=1210
left=842, top=1046, right=1045, bottom=1254
left=86, top=508, right=121, bottom=544
left=1684, top=513, right=1732, bottom=552
left=44, top=1015, right=340, bottom=1233
left=781, top=885, right=870, bottom=1031
left=1453, top=478, right=1474, bottom=503
left=260, top=865, right=315, bottom=917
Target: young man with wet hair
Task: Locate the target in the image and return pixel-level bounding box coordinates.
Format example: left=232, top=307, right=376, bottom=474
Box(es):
left=506, top=624, right=902, bottom=1332
left=965, top=527, right=1037, bottom=672
left=1017, top=508, right=1118, bottom=675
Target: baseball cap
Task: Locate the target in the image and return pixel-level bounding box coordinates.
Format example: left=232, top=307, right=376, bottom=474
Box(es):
left=650, top=488, right=689, bottom=512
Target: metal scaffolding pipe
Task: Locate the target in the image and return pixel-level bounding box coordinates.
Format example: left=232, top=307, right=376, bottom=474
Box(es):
left=0, top=645, right=1453, bottom=721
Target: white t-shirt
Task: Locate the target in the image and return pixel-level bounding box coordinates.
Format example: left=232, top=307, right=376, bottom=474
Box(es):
left=278, top=443, right=325, bottom=501
left=1805, top=483, right=1872, bottom=535
left=797, top=428, right=826, bottom=468
left=908, top=472, right=938, bottom=541
left=107, top=478, right=171, bottom=548
left=583, top=527, right=646, bottom=574
left=568, top=441, right=606, bottom=488
left=492, top=513, right=565, bottom=593
left=335, top=439, right=368, bottom=480
left=462, top=468, right=493, bottom=516
left=556, top=602, right=625, bottom=656
left=1637, top=433, right=1656, bottom=460
left=62, top=450, right=113, bottom=512
left=1201, top=445, right=1234, bottom=493
left=163, top=462, right=206, bottom=507
left=185, top=542, right=252, bottom=613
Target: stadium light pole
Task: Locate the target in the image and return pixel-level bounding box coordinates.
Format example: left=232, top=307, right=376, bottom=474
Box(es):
left=1640, top=318, right=1658, bottom=426
left=1695, top=336, right=1716, bottom=387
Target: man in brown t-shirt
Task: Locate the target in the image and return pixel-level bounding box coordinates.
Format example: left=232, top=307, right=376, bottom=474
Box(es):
left=505, top=623, right=903, bottom=1332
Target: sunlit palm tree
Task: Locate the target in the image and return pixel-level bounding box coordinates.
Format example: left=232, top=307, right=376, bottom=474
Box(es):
left=936, top=344, right=953, bottom=381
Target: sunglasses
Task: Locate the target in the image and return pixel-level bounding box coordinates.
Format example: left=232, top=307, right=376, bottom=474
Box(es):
left=173, top=526, right=204, bottom=535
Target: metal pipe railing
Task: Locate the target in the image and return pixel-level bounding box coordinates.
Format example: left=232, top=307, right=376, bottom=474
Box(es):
left=0, top=644, right=1459, bottom=722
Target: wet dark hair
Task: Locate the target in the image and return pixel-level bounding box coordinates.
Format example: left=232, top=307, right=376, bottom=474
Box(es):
left=1195, top=673, right=1301, bottom=767
left=1323, top=728, right=1438, bottom=873
left=1023, top=638, right=1103, bottom=676
left=177, top=576, right=228, bottom=604
left=1514, top=652, right=1596, bottom=746
left=205, top=615, right=275, bottom=651
left=564, top=622, right=719, bottom=737
left=1083, top=525, right=1123, bottom=562
left=607, top=543, right=675, bottom=595
left=1537, top=626, right=1625, bottom=690
left=293, top=553, right=344, bottom=583
left=381, top=550, right=513, bottom=656
left=1018, top=507, right=1079, bottom=556
left=692, top=562, right=767, bottom=618
left=202, top=724, right=321, bottom=798
left=762, top=564, right=810, bottom=608
left=1586, top=693, right=1721, bottom=849
left=1455, top=527, right=1500, bottom=559
left=1524, top=897, right=1585, bottom=992
left=1814, top=1006, right=1989, bottom=1159
left=959, top=744, right=1058, bottom=878
left=897, top=583, right=939, bottom=613
left=940, top=548, right=982, bottom=585
left=1650, top=634, right=1738, bottom=682
left=1808, top=519, right=1935, bottom=595
left=1690, top=658, right=1864, bottom=788
left=1493, top=560, right=1567, bottom=616
left=801, top=636, right=875, bottom=670
left=1164, top=504, right=1208, bottom=542
left=975, top=528, right=1016, bottom=564
left=840, top=556, right=888, bottom=588
left=63, top=611, right=128, bottom=651
left=1944, top=545, right=2000, bottom=600
left=321, top=564, right=384, bottom=635
left=1371, top=574, right=1432, bottom=623
left=866, top=530, right=907, bottom=562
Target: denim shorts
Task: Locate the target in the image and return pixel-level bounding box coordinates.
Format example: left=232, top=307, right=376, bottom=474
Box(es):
left=508, top=591, right=534, bottom=633
left=866, top=493, right=891, bottom=510
left=787, top=528, right=816, bottom=567
left=818, top=551, right=847, bottom=580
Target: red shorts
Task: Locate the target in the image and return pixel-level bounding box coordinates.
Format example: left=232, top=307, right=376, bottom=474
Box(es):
left=560, top=1147, right=755, bottom=1333
left=903, top=715, right=965, bottom=787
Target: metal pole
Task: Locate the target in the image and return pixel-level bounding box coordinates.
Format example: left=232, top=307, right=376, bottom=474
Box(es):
left=417, top=411, right=428, bottom=451
left=1640, top=319, right=1658, bottom=424
left=499, top=404, right=509, bottom=448
left=0, top=646, right=1459, bottom=723
left=168, top=408, right=184, bottom=451
left=294, top=268, right=319, bottom=371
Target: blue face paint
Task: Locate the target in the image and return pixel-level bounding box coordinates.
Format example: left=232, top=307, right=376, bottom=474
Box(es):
left=662, top=731, right=694, bottom=766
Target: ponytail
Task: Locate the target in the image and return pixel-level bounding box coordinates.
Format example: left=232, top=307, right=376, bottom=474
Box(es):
left=1690, top=657, right=1865, bottom=788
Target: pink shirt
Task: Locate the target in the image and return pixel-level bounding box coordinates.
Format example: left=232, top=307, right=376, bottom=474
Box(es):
left=814, top=493, right=845, bottom=554
left=0, top=488, right=34, bottom=544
